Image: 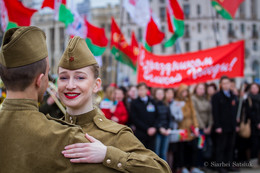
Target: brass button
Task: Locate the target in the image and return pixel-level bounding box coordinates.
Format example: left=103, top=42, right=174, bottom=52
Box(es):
left=106, top=159, right=111, bottom=164
left=99, top=118, right=103, bottom=122
left=117, top=162, right=122, bottom=168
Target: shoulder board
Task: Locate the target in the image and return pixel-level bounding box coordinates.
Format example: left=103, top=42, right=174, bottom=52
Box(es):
left=93, top=111, right=129, bottom=134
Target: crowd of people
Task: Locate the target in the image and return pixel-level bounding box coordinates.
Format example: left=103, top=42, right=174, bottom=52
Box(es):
left=0, top=26, right=260, bottom=173
left=95, top=77, right=260, bottom=173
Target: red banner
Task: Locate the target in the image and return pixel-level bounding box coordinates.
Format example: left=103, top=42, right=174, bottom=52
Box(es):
left=137, top=40, right=244, bottom=88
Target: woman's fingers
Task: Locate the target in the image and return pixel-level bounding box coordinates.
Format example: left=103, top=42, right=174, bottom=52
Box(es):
left=85, top=133, right=98, bottom=143
left=64, top=143, right=90, bottom=150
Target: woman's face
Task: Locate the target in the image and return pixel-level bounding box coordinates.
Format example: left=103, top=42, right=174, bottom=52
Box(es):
left=115, top=89, right=124, bottom=101
left=181, top=89, right=188, bottom=98
left=57, top=66, right=100, bottom=109
left=165, top=89, right=174, bottom=101
left=155, top=89, right=164, bottom=101
left=196, top=84, right=205, bottom=96
left=250, top=84, right=259, bottom=95
left=128, top=87, right=137, bottom=99
left=207, top=86, right=216, bottom=96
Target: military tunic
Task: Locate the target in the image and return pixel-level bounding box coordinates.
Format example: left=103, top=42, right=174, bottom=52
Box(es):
left=0, top=99, right=124, bottom=173
left=65, top=108, right=172, bottom=173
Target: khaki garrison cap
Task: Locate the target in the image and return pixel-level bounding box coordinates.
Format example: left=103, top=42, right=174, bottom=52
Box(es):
left=58, top=36, right=97, bottom=70
left=0, top=26, right=48, bottom=68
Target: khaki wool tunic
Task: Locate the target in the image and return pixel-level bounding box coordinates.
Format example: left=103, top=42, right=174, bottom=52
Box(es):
left=0, top=99, right=127, bottom=173
left=65, top=108, right=172, bottom=173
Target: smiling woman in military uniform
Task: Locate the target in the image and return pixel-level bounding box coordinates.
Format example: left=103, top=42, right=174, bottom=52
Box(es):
left=57, top=36, right=171, bottom=173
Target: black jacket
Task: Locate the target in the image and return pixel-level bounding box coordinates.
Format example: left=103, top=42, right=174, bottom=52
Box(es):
left=130, top=97, right=158, bottom=133
left=244, top=94, right=260, bottom=135
left=211, top=90, right=238, bottom=132
left=155, top=101, right=171, bottom=130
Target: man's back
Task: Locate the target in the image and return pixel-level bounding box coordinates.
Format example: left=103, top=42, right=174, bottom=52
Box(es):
left=0, top=99, right=119, bottom=173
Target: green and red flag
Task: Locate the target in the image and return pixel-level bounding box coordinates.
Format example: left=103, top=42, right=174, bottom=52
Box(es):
left=165, top=0, right=184, bottom=47
left=85, top=19, right=108, bottom=56
left=130, top=31, right=139, bottom=66
left=0, top=0, right=37, bottom=31
left=41, top=0, right=74, bottom=27
left=110, top=17, right=136, bottom=71
left=145, top=16, right=165, bottom=52
left=211, top=0, right=245, bottom=20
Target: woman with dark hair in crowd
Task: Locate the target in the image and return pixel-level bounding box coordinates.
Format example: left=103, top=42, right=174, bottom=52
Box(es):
left=109, top=86, right=129, bottom=125
left=244, top=83, right=260, bottom=164
left=153, top=88, right=172, bottom=161
left=206, top=83, right=217, bottom=101
left=191, top=83, right=213, bottom=167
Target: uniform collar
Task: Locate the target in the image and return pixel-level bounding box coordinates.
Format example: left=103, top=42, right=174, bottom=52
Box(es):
left=65, top=108, right=97, bottom=125
left=1, top=99, right=38, bottom=111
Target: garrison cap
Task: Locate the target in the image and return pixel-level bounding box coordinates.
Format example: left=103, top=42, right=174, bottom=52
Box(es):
left=58, top=36, right=97, bottom=70
left=0, top=26, right=48, bottom=68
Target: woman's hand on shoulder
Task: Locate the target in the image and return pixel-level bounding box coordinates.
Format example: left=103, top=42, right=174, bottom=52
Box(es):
left=62, top=133, right=107, bottom=163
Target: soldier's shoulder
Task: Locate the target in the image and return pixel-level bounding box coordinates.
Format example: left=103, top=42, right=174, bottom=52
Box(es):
left=94, top=108, right=131, bottom=134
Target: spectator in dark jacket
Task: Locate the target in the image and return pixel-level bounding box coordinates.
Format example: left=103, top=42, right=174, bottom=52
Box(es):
left=154, top=88, right=171, bottom=160
left=130, top=83, right=158, bottom=151
left=212, top=76, right=238, bottom=173
left=244, top=83, right=260, bottom=161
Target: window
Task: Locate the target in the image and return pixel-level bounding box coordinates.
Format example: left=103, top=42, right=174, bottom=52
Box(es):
left=198, top=23, right=201, bottom=33
left=251, top=0, right=257, bottom=19
left=160, top=0, right=165, bottom=3
left=159, top=7, right=166, bottom=21
left=138, top=28, right=142, bottom=42
left=228, top=23, right=235, bottom=37
left=240, top=23, right=245, bottom=34
left=197, top=4, right=201, bottom=16
left=198, top=41, right=202, bottom=50
left=59, top=27, right=65, bottom=52
left=239, top=2, right=245, bottom=18
left=184, top=24, right=190, bottom=37
left=252, top=24, right=258, bottom=38
left=185, top=42, right=190, bottom=52
left=161, top=26, right=165, bottom=34
left=127, top=13, right=131, bottom=22
left=252, top=60, right=260, bottom=80
left=127, top=29, right=131, bottom=38
left=216, top=23, right=219, bottom=32
left=50, top=28, right=55, bottom=54
left=183, top=4, right=190, bottom=19
left=253, top=41, right=258, bottom=51
left=161, top=43, right=165, bottom=53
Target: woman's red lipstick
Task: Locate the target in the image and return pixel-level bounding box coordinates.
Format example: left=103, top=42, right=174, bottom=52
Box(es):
left=64, top=92, right=80, bottom=99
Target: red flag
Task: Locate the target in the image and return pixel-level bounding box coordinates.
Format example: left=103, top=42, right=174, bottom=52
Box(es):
left=86, top=20, right=108, bottom=47
left=41, top=0, right=54, bottom=9
left=130, top=31, right=139, bottom=65
left=41, top=0, right=66, bottom=9
left=85, top=19, right=108, bottom=56
left=3, top=0, right=37, bottom=28
left=111, top=17, right=136, bottom=70
left=212, top=0, right=245, bottom=19
left=145, top=16, right=165, bottom=51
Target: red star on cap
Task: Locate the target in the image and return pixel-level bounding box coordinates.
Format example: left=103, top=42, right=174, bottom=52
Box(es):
left=69, top=57, right=74, bottom=62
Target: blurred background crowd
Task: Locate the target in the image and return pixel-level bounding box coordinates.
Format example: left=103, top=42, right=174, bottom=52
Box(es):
left=2, top=75, right=259, bottom=173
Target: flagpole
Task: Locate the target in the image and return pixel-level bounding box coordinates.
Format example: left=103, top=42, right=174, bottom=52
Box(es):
left=115, top=0, right=125, bottom=86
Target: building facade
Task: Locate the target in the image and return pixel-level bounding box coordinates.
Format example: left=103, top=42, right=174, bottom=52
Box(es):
left=94, top=0, right=260, bottom=86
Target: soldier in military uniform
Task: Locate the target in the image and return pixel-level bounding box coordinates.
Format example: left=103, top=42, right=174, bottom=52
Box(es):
left=57, top=36, right=172, bottom=172
left=0, top=26, right=142, bottom=173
